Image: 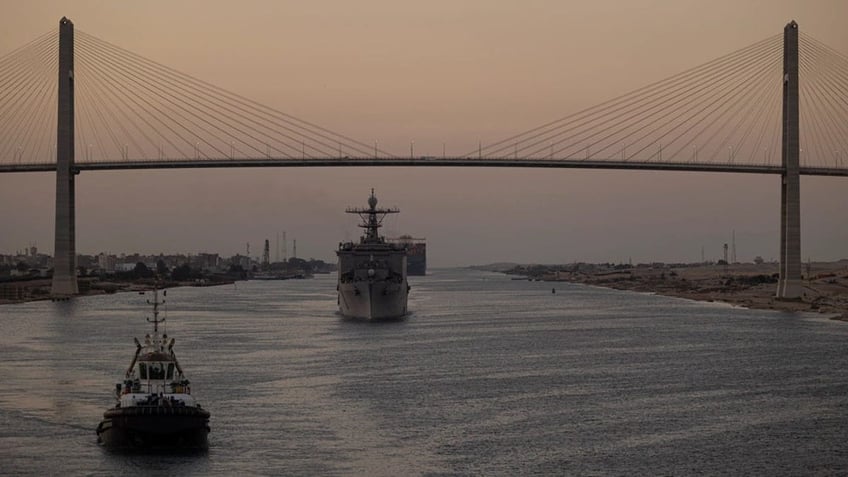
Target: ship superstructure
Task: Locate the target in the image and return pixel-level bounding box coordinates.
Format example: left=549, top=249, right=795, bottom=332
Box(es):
left=336, top=190, right=409, bottom=320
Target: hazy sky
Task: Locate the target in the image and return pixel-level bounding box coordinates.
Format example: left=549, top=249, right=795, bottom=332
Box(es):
left=1, top=0, right=847, bottom=266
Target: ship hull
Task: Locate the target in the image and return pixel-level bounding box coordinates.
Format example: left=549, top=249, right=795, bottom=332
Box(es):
left=338, top=281, right=408, bottom=320
left=96, top=406, right=210, bottom=450
left=407, top=255, right=426, bottom=276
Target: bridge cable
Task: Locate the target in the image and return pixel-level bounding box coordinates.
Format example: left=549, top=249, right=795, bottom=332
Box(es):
left=799, top=36, right=848, bottom=164
left=490, top=36, right=782, bottom=161
left=537, top=38, right=781, bottom=162
left=798, top=40, right=848, bottom=165
left=76, top=34, right=302, bottom=159
left=75, top=30, right=389, bottom=159
left=0, top=37, right=57, bottom=162
left=466, top=34, right=781, bottom=158
left=75, top=44, right=206, bottom=159
left=77, top=32, right=338, bottom=159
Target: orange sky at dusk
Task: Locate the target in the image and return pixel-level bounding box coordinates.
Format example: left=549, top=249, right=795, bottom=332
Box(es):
left=1, top=0, right=847, bottom=266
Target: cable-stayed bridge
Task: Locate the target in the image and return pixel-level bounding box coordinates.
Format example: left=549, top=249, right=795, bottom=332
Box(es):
left=1, top=18, right=846, bottom=298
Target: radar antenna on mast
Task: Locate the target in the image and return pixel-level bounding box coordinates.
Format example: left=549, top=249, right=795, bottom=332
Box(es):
left=345, top=189, right=399, bottom=244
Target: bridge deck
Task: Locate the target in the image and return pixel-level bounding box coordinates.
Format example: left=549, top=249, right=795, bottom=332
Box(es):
left=1, top=158, right=847, bottom=176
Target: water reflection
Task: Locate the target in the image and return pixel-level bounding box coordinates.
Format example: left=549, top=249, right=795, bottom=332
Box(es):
left=1, top=270, right=847, bottom=475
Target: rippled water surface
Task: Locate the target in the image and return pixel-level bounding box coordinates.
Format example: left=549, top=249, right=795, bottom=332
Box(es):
left=1, top=269, right=847, bottom=475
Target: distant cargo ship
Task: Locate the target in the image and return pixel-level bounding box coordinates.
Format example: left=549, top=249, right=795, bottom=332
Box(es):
left=336, top=190, right=409, bottom=320
left=389, top=235, right=426, bottom=276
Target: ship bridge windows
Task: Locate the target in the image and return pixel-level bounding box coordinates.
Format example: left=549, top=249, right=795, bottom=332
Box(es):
left=139, top=362, right=175, bottom=380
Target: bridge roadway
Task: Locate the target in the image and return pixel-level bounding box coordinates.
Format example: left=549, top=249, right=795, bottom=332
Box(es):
left=1, top=157, right=847, bottom=177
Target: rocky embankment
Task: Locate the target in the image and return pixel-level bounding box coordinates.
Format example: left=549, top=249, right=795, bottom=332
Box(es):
left=496, top=261, right=848, bottom=321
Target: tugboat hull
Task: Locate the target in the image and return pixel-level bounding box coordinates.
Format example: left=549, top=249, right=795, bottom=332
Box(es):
left=97, top=407, right=210, bottom=450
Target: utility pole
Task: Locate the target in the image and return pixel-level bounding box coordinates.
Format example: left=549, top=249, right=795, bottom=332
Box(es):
left=731, top=230, right=737, bottom=264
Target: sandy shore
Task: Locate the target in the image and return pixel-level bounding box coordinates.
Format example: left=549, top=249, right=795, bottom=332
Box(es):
left=508, top=261, right=848, bottom=321
left=0, top=278, right=234, bottom=305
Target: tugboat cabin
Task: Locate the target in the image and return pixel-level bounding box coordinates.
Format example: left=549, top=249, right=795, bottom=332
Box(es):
left=137, top=352, right=178, bottom=392
left=116, top=335, right=196, bottom=408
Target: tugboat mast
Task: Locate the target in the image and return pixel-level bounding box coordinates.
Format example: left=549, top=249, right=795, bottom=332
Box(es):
left=146, top=289, right=165, bottom=334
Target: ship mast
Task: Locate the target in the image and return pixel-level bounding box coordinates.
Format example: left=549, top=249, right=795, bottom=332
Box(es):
left=345, top=189, right=399, bottom=244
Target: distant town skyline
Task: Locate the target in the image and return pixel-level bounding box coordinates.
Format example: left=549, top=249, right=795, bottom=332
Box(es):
left=1, top=1, right=847, bottom=267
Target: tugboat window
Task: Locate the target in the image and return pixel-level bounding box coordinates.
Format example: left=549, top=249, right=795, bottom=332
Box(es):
left=149, top=363, right=165, bottom=380
left=139, top=363, right=147, bottom=379
left=167, top=363, right=175, bottom=380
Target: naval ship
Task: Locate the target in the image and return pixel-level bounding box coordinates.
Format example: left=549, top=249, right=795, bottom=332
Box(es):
left=337, top=190, right=409, bottom=320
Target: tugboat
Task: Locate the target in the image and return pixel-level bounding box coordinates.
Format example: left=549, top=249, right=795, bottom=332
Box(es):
left=337, top=189, right=409, bottom=320
left=96, top=289, right=210, bottom=450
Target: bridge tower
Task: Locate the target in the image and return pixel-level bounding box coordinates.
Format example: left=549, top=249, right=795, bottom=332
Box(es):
left=51, top=17, right=78, bottom=297
left=777, top=20, right=802, bottom=299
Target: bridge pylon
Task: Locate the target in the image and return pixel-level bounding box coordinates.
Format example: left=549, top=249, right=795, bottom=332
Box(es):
left=777, top=20, right=802, bottom=299
left=51, top=17, right=78, bottom=298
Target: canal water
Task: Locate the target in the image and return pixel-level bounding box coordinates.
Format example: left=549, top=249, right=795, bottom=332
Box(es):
left=1, top=268, right=846, bottom=475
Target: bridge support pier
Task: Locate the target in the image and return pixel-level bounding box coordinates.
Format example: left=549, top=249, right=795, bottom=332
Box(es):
left=777, top=20, right=802, bottom=299
left=51, top=17, right=78, bottom=298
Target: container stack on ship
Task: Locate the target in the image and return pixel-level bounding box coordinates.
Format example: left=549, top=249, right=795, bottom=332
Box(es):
left=337, top=190, right=409, bottom=320
left=389, top=235, right=426, bottom=276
